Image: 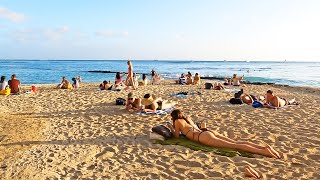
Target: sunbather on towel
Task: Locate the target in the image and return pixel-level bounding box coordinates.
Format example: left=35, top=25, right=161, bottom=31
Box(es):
left=126, top=92, right=141, bottom=111
left=141, top=93, right=176, bottom=113
left=264, top=90, right=297, bottom=108
left=167, top=109, right=282, bottom=158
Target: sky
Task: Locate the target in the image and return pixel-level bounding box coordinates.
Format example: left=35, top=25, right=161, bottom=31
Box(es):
left=0, top=0, right=320, bottom=61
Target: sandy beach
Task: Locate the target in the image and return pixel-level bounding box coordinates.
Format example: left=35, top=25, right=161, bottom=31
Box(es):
left=0, top=80, right=319, bottom=179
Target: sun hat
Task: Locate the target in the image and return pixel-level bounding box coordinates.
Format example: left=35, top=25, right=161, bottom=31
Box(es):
left=141, top=93, right=156, bottom=106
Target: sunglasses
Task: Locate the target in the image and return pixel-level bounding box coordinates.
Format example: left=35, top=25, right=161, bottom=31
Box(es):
left=128, top=98, right=134, bottom=100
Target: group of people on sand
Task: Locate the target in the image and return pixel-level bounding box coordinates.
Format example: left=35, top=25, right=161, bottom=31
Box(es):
left=0, top=74, right=21, bottom=95
left=99, top=61, right=162, bottom=91
left=56, top=73, right=82, bottom=89
left=177, top=71, right=201, bottom=85
left=236, top=89, right=297, bottom=108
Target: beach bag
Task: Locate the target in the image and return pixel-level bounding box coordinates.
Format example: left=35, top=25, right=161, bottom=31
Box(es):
left=229, top=98, right=243, bottom=104
left=115, top=98, right=126, bottom=105
left=152, top=125, right=172, bottom=139
left=252, top=101, right=264, bottom=108
left=205, top=83, right=213, bottom=89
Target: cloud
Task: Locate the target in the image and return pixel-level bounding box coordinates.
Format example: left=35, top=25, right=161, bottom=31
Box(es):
left=0, top=7, right=27, bottom=22
left=12, top=28, right=38, bottom=42
left=43, top=26, right=70, bottom=41
left=95, top=30, right=129, bottom=38
left=11, top=26, right=70, bottom=43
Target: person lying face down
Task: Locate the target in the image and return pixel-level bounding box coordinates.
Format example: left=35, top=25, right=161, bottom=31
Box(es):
left=264, top=90, right=297, bottom=108
left=141, top=94, right=177, bottom=112
left=99, top=80, right=113, bottom=90
left=126, top=92, right=141, bottom=111
left=166, top=109, right=282, bottom=159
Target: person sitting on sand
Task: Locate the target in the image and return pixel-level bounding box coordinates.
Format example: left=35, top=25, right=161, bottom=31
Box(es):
left=126, top=92, right=141, bottom=111
left=139, top=74, right=148, bottom=86
left=56, top=76, right=71, bottom=89
left=133, top=73, right=140, bottom=87
left=115, top=72, right=126, bottom=86
left=0, top=76, right=8, bottom=90
left=264, top=90, right=297, bottom=108
left=186, top=75, right=193, bottom=85
left=224, top=78, right=231, bottom=85
left=8, top=74, right=21, bottom=94
left=167, top=109, right=282, bottom=158
left=193, top=73, right=201, bottom=85
left=141, top=93, right=176, bottom=112
left=100, top=80, right=113, bottom=90
left=213, top=82, right=224, bottom=90
left=72, top=77, right=80, bottom=88
left=232, top=74, right=244, bottom=86
left=177, top=74, right=186, bottom=85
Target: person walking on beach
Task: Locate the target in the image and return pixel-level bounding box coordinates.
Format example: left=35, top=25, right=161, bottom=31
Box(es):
left=8, top=74, right=21, bottom=94
left=167, top=109, right=282, bottom=158
left=125, top=60, right=134, bottom=87
left=0, top=76, right=8, bottom=90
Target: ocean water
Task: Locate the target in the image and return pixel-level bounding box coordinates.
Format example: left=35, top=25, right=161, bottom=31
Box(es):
left=0, top=60, right=319, bottom=87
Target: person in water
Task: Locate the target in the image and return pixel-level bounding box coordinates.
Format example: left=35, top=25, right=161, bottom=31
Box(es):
left=264, top=90, right=297, bottom=108
left=167, top=109, right=282, bottom=158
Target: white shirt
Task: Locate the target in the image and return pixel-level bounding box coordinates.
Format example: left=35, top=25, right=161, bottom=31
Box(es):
left=0, top=81, right=8, bottom=90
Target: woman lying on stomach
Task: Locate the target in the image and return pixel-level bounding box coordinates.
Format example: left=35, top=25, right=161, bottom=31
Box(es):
left=167, top=109, right=282, bottom=158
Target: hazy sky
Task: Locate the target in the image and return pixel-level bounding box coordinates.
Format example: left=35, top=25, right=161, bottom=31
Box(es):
left=0, top=0, right=319, bottom=61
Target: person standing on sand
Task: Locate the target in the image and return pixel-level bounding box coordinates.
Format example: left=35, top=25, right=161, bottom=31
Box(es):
left=125, top=60, right=134, bottom=87
left=8, top=74, right=21, bottom=94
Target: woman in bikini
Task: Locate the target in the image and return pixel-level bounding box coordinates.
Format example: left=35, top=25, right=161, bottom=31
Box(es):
left=125, top=60, right=134, bottom=87
left=167, top=109, right=282, bottom=158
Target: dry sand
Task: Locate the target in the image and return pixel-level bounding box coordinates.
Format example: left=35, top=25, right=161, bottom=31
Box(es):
left=0, top=81, right=319, bottom=179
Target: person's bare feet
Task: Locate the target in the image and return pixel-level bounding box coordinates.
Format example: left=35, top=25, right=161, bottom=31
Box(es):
left=244, top=166, right=261, bottom=179
left=266, top=144, right=282, bottom=159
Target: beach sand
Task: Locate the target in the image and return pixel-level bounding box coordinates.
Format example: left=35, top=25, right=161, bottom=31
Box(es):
left=0, top=81, right=319, bottom=179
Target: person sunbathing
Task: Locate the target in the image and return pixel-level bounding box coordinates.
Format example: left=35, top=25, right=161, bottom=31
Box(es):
left=141, top=93, right=176, bottom=112
left=213, top=82, right=224, bottom=90
left=100, top=80, right=113, bottom=90
left=126, top=92, right=141, bottom=111
left=264, top=90, right=297, bottom=108
left=167, top=109, right=282, bottom=158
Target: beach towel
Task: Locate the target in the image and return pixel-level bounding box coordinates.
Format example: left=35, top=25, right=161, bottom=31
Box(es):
left=169, top=91, right=201, bottom=98
left=136, top=106, right=175, bottom=115
left=225, top=88, right=241, bottom=93
left=154, top=137, right=254, bottom=158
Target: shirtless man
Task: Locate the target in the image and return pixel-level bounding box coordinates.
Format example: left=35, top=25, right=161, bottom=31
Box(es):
left=264, top=90, right=296, bottom=108
left=232, top=74, right=244, bottom=86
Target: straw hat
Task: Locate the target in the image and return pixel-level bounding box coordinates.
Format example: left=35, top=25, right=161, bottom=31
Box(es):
left=141, top=94, right=156, bottom=106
